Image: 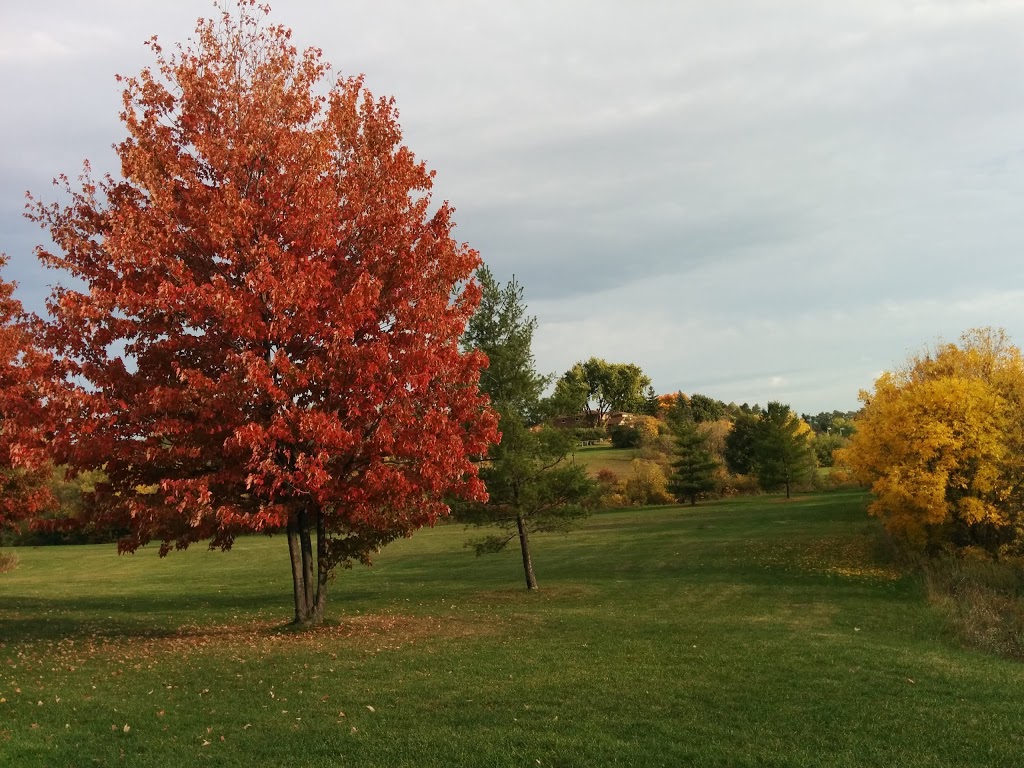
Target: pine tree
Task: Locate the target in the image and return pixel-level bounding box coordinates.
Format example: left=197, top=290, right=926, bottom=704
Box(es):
left=460, top=269, right=593, bottom=590
left=752, top=402, right=816, bottom=499
left=668, top=419, right=719, bottom=506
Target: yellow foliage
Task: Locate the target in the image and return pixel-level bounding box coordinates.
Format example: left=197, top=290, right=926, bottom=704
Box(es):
left=624, top=459, right=673, bottom=506
left=633, top=415, right=662, bottom=446
left=698, top=419, right=732, bottom=463
left=837, top=328, right=1024, bottom=555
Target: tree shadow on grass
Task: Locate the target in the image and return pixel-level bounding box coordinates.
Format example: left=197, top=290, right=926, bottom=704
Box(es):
left=0, top=586, right=381, bottom=645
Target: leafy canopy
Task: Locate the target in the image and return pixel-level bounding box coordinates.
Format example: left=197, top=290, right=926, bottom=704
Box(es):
left=837, top=328, right=1024, bottom=556
left=552, top=358, right=651, bottom=424
left=28, top=2, right=497, bottom=622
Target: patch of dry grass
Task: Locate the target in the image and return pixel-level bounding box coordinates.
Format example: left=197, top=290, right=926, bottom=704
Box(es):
left=0, top=550, right=17, bottom=574
left=923, top=556, right=1024, bottom=660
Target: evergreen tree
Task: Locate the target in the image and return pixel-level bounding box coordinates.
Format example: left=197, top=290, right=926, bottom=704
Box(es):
left=668, top=420, right=719, bottom=505
left=460, top=268, right=594, bottom=590
left=752, top=402, right=816, bottom=499
left=462, top=266, right=548, bottom=420
left=642, top=385, right=661, bottom=416
left=724, top=412, right=760, bottom=475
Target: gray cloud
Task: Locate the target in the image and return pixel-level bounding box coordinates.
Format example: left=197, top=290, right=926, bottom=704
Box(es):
left=4, top=0, right=1024, bottom=412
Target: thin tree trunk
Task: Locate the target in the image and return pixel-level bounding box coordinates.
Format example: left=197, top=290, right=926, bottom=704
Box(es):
left=298, top=507, right=315, bottom=614
left=287, top=514, right=310, bottom=624
left=516, top=513, right=538, bottom=591
left=312, top=508, right=329, bottom=624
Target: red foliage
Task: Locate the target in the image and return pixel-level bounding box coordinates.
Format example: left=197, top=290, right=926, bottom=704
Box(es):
left=28, top=3, right=497, bottom=620
left=0, top=258, right=56, bottom=530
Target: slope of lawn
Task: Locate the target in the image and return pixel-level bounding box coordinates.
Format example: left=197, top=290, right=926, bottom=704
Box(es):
left=571, top=444, right=638, bottom=477
left=2, top=490, right=1023, bottom=767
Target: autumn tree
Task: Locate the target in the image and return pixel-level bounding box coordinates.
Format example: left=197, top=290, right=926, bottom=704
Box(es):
left=668, top=419, right=718, bottom=505
left=752, top=402, right=815, bottom=499
left=551, top=358, right=651, bottom=426
left=0, top=258, right=56, bottom=532
left=28, top=4, right=497, bottom=625
left=460, top=269, right=592, bottom=590
left=837, top=329, right=1024, bottom=556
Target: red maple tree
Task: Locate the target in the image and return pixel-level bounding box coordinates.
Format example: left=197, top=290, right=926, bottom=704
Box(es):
left=29, top=3, right=497, bottom=624
left=0, top=258, right=56, bottom=531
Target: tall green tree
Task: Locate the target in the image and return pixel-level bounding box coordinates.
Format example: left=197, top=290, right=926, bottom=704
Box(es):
left=552, top=358, right=651, bottom=426
left=460, top=270, right=594, bottom=590
left=668, top=420, right=719, bottom=506
left=753, top=402, right=815, bottom=499
left=724, top=412, right=760, bottom=475
left=461, top=266, right=548, bottom=420
left=641, top=385, right=661, bottom=416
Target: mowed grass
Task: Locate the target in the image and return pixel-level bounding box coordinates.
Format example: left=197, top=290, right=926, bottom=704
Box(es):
left=2, top=491, right=1023, bottom=767
left=571, top=444, right=639, bottom=476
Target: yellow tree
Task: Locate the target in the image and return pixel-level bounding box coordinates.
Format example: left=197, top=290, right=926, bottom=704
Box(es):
left=837, top=328, right=1024, bottom=556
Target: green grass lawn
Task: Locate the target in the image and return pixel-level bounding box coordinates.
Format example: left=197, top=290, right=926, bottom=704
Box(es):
left=2, top=490, right=1023, bottom=767
left=571, top=444, right=639, bottom=477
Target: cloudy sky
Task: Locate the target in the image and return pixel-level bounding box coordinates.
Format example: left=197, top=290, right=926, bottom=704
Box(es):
left=3, top=0, right=1024, bottom=413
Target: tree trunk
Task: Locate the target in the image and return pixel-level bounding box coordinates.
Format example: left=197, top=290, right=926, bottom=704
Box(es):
left=288, top=506, right=330, bottom=626
left=298, top=506, right=315, bottom=613
left=516, top=513, right=538, bottom=591
left=287, top=513, right=310, bottom=623
left=312, top=509, right=329, bottom=624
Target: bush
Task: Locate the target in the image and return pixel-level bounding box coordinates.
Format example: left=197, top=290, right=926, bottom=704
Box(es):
left=0, top=550, right=18, bottom=573
left=624, top=459, right=673, bottom=506
left=610, top=425, right=642, bottom=449
left=713, top=471, right=761, bottom=497
left=922, top=554, right=1024, bottom=660
left=594, top=468, right=628, bottom=509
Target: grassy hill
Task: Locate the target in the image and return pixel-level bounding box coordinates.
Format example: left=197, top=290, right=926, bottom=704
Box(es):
left=570, top=444, right=640, bottom=477
left=2, top=491, right=1023, bottom=766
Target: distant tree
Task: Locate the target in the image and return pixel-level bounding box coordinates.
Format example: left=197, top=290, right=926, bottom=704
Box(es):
left=665, top=392, right=692, bottom=429
left=0, top=258, right=56, bottom=532
left=724, top=413, right=760, bottom=475
left=460, top=270, right=593, bottom=590
left=813, top=432, right=848, bottom=468
left=699, top=418, right=732, bottom=466
left=552, top=358, right=651, bottom=425
left=752, top=402, right=815, bottom=499
left=28, top=5, right=497, bottom=625
left=803, top=410, right=859, bottom=436
left=669, top=420, right=719, bottom=505
left=689, top=393, right=726, bottom=424
left=641, top=385, right=661, bottom=416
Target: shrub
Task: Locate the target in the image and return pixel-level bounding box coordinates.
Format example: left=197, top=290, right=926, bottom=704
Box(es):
left=922, top=554, right=1024, bottom=660
left=610, top=425, right=642, bottom=449
left=594, top=468, right=628, bottom=509
left=714, top=471, right=761, bottom=497
left=624, top=459, right=673, bottom=506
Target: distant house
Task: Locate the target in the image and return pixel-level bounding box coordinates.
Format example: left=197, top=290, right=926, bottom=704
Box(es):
left=552, top=411, right=643, bottom=430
